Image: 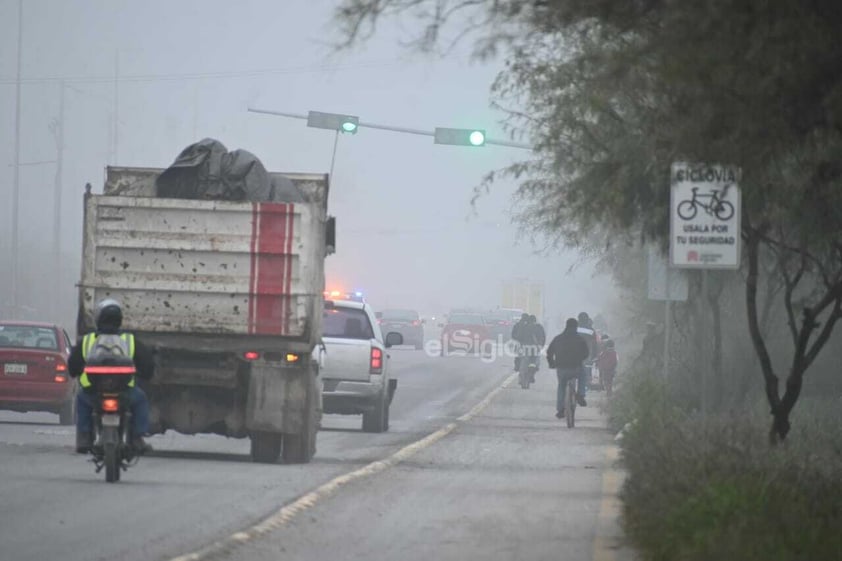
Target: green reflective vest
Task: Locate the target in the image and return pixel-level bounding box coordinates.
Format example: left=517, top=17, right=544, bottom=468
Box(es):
left=79, top=332, right=136, bottom=388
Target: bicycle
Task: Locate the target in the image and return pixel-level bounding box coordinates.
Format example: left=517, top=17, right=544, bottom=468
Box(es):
left=677, top=186, right=735, bottom=221
left=562, top=372, right=577, bottom=428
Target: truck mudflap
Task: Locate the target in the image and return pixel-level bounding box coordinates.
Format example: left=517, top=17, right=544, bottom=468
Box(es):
left=246, top=363, right=315, bottom=434
left=387, top=379, right=398, bottom=405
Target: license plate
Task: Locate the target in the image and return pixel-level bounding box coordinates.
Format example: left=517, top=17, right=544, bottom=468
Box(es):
left=3, top=363, right=27, bottom=375
left=102, top=414, right=120, bottom=427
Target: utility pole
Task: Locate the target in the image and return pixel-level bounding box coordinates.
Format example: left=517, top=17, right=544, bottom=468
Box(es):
left=10, top=0, right=23, bottom=313
left=52, top=81, right=66, bottom=319
left=112, top=50, right=120, bottom=164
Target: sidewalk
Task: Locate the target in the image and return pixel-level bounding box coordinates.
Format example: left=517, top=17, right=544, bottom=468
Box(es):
left=228, top=368, right=639, bottom=561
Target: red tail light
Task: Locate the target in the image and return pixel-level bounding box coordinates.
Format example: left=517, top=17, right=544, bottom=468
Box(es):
left=54, top=375, right=67, bottom=383
left=243, top=351, right=260, bottom=361
left=55, top=362, right=68, bottom=372
left=370, top=347, right=383, bottom=373
left=102, top=398, right=119, bottom=412
left=411, top=320, right=420, bottom=326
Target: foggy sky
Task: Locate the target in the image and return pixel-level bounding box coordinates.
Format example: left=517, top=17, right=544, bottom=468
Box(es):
left=0, top=0, right=615, bottom=334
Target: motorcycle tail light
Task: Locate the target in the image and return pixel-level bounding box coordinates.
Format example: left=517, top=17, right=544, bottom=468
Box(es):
left=102, top=398, right=119, bottom=412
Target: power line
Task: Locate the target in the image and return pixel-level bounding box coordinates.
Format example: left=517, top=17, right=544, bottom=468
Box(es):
left=0, top=59, right=412, bottom=86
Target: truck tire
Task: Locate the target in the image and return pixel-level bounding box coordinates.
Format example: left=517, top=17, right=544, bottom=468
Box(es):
left=282, top=367, right=319, bottom=464
left=250, top=431, right=282, bottom=464
left=362, top=393, right=387, bottom=433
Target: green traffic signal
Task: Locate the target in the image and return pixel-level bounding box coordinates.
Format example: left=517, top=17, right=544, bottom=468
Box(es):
left=434, top=127, right=486, bottom=147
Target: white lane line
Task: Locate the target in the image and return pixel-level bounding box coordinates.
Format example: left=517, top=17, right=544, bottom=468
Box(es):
left=168, top=372, right=517, bottom=561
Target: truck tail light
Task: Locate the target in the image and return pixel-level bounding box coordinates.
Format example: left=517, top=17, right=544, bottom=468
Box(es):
left=243, top=351, right=260, bottom=361
left=411, top=320, right=420, bottom=326
left=370, top=347, right=383, bottom=373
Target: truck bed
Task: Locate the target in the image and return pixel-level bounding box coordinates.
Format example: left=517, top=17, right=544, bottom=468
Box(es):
left=77, top=167, right=329, bottom=350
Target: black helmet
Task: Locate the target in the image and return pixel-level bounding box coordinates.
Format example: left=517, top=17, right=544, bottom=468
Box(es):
left=528, top=314, right=537, bottom=323
left=577, top=311, right=589, bottom=322
left=95, top=298, right=123, bottom=331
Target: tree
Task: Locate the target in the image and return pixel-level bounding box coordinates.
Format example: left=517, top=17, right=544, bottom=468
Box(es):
left=334, top=0, right=842, bottom=442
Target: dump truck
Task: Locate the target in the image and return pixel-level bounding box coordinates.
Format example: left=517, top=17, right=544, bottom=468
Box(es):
left=75, top=166, right=334, bottom=464
left=501, top=279, right=545, bottom=322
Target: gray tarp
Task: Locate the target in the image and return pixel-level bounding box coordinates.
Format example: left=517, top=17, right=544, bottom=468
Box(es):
left=156, top=138, right=304, bottom=202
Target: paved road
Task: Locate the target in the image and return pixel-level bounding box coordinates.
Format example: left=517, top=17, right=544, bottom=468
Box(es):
left=0, top=350, right=631, bottom=561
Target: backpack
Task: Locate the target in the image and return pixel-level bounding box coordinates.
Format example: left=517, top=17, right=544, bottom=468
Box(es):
left=85, top=333, right=133, bottom=365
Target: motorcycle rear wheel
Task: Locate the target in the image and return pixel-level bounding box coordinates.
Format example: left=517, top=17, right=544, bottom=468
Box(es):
left=104, top=441, right=119, bottom=483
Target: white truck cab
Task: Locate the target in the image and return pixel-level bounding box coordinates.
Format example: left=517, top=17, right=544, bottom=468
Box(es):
left=319, top=299, right=402, bottom=432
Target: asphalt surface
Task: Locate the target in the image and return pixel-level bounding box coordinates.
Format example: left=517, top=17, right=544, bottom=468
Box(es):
left=0, top=346, right=633, bottom=561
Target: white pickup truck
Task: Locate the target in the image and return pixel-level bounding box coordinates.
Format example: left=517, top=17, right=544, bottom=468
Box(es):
left=319, top=299, right=402, bottom=432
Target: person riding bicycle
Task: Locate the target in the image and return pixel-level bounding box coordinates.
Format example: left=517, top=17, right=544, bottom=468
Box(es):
left=68, top=299, right=155, bottom=454
left=576, top=311, right=600, bottom=390
left=546, top=318, right=590, bottom=418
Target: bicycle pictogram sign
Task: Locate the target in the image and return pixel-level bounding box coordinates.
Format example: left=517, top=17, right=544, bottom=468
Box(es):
left=676, top=185, right=735, bottom=221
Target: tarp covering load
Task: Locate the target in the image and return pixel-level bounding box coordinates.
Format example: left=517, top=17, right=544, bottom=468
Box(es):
left=155, top=138, right=304, bottom=202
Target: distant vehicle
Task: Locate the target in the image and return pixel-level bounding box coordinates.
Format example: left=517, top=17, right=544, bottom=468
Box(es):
left=0, top=321, right=75, bottom=424
left=483, top=309, right=518, bottom=343
left=319, top=300, right=402, bottom=433
left=376, top=309, right=424, bottom=350
left=440, top=312, right=490, bottom=356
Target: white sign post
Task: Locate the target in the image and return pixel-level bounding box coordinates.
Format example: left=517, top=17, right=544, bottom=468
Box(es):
left=670, top=162, right=741, bottom=269
left=647, top=246, right=688, bottom=379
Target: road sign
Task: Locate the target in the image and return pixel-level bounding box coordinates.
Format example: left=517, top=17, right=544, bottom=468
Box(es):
left=670, top=162, right=741, bottom=269
left=648, top=245, right=688, bottom=301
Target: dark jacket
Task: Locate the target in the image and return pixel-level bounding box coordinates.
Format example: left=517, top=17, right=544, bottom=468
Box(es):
left=68, top=329, right=155, bottom=381
left=546, top=329, right=590, bottom=369
left=511, top=319, right=527, bottom=342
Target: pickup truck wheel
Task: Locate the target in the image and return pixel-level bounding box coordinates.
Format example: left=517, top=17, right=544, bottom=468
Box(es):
left=250, top=431, right=282, bottom=464
left=362, top=393, right=387, bottom=433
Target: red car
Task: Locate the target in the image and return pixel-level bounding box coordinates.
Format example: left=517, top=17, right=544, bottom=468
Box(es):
left=0, top=321, right=75, bottom=424
left=440, top=312, right=491, bottom=356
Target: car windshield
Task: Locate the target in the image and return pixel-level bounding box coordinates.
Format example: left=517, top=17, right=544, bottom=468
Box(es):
left=484, top=311, right=510, bottom=322
left=0, top=325, right=58, bottom=350
left=447, top=314, right=485, bottom=325
left=323, top=308, right=375, bottom=340
left=380, top=310, right=419, bottom=321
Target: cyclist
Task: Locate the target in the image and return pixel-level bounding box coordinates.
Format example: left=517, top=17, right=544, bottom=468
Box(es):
left=546, top=318, right=590, bottom=418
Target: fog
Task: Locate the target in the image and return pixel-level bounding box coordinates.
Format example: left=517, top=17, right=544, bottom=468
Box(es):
left=0, top=0, right=614, bottom=334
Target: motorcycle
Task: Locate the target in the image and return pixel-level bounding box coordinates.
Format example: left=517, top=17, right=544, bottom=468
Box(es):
left=84, top=355, right=140, bottom=482
left=518, top=350, right=540, bottom=389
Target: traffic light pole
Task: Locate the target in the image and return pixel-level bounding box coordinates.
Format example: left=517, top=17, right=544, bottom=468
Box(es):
left=247, top=107, right=533, bottom=149
left=329, top=130, right=340, bottom=179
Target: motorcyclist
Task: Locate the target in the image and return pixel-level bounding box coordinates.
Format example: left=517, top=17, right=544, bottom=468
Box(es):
left=511, top=313, right=529, bottom=371
left=529, top=315, right=546, bottom=346
left=68, top=299, right=155, bottom=454
left=546, top=318, right=590, bottom=417
left=518, top=316, right=544, bottom=382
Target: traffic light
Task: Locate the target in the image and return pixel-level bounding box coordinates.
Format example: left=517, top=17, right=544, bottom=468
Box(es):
left=434, top=127, right=486, bottom=146
left=307, top=111, right=359, bottom=134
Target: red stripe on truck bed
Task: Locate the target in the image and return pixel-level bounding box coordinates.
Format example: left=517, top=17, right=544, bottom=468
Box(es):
left=248, top=203, right=295, bottom=335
